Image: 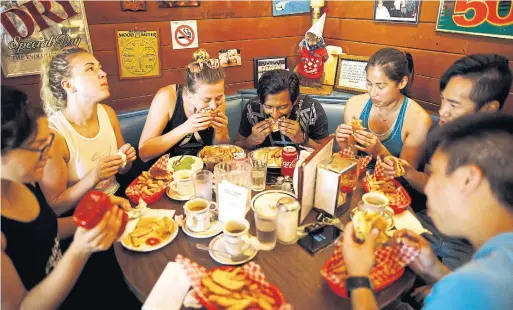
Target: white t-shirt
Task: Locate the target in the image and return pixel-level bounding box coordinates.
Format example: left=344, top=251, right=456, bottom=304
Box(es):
left=49, top=104, right=119, bottom=195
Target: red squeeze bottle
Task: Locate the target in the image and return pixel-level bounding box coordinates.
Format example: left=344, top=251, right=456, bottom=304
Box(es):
left=73, top=191, right=128, bottom=238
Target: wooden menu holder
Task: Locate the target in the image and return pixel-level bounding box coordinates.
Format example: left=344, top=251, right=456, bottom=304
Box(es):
left=297, top=136, right=335, bottom=223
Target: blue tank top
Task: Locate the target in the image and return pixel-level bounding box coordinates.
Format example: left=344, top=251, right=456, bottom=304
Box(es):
left=360, top=96, right=409, bottom=158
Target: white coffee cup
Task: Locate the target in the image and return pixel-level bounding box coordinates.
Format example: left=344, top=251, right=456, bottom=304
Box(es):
left=170, top=170, right=194, bottom=197
left=184, top=198, right=217, bottom=232
left=222, top=219, right=253, bottom=256
left=361, top=192, right=389, bottom=213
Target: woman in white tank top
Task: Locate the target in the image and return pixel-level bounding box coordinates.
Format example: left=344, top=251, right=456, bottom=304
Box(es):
left=39, top=48, right=137, bottom=216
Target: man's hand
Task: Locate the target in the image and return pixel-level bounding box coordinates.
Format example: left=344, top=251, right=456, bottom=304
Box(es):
left=382, top=156, right=412, bottom=179
left=278, top=119, right=303, bottom=144
left=342, top=222, right=379, bottom=277
left=393, top=230, right=446, bottom=282
left=247, top=119, right=272, bottom=146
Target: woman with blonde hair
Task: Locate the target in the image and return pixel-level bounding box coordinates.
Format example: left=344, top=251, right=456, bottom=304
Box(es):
left=139, top=48, right=230, bottom=163
left=39, top=47, right=136, bottom=216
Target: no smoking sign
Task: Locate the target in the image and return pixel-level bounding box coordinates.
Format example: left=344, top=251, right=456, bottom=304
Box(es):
left=170, top=20, right=198, bottom=50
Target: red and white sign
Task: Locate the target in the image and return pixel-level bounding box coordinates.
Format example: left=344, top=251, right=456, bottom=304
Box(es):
left=170, top=20, right=198, bottom=50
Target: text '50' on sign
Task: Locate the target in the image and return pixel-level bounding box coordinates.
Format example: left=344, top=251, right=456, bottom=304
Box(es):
left=436, top=0, right=513, bottom=39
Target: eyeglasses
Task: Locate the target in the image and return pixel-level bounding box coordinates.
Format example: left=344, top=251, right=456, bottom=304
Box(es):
left=20, top=133, right=55, bottom=160
left=187, top=59, right=220, bottom=73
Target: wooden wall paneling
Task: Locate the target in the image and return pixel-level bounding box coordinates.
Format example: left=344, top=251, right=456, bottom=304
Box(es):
left=325, top=1, right=374, bottom=20
left=105, top=94, right=155, bottom=112
left=324, top=39, right=464, bottom=79
left=325, top=0, right=440, bottom=22
left=324, top=19, right=469, bottom=54
left=225, top=81, right=255, bottom=94
left=466, top=37, right=513, bottom=60
left=84, top=1, right=277, bottom=25
left=88, top=16, right=310, bottom=51
left=410, top=75, right=441, bottom=105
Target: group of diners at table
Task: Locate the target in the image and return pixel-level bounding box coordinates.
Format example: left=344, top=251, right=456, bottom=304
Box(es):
left=1, top=45, right=513, bottom=310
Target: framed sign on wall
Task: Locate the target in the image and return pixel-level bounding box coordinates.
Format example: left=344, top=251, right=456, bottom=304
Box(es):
left=334, top=55, right=370, bottom=94
left=436, top=0, right=513, bottom=39
left=253, top=56, right=288, bottom=88
left=1, top=0, right=93, bottom=78
left=115, top=29, right=161, bottom=79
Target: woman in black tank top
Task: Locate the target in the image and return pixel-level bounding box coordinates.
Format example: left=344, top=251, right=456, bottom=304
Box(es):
left=1, top=86, right=126, bottom=309
left=139, top=49, right=231, bottom=163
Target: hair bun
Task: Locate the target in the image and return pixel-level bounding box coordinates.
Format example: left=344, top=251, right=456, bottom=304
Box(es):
left=193, top=48, right=210, bottom=63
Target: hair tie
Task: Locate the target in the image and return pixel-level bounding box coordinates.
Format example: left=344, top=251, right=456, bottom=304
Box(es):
left=187, top=59, right=220, bottom=73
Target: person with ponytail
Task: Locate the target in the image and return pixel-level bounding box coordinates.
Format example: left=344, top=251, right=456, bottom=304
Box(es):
left=39, top=47, right=136, bottom=216
left=138, top=48, right=230, bottom=163
left=336, top=48, right=432, bottom=170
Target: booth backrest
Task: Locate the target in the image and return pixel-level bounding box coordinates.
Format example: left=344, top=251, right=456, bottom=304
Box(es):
left=117, top=89, right=353, bottom=149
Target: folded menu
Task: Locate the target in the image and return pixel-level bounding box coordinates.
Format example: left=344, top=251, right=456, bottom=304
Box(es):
left=393, top=210, right=431, bottom=235
left=142, top=262, right=191, bottom=310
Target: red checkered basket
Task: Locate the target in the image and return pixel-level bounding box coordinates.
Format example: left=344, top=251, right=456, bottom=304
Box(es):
left=364, top=157, right=411, bottom=214
left=320, top=240, right=420, bottom=298
left=125, top=154, right=172, bottom=204
left=339, top=148, right=373, bottom=175
left=176, top=255, right=292, bottom=310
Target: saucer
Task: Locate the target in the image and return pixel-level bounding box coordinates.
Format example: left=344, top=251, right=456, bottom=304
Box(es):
left=166, top=187, right=194, bottom=201
left=208, top=234, right=257, bottom=265
left=182, top=220, right=223, bottom=239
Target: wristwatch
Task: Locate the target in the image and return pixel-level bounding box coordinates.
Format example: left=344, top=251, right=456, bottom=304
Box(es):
left=345, top=276, right=373, bottom=296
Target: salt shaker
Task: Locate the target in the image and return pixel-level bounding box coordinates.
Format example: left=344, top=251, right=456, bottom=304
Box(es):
left=276, top=197, right=301, bottom=244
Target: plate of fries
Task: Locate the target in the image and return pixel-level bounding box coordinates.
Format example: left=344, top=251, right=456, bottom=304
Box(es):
left=249, top=147, right=283, bottom=168
left=121, top=209, right=178, bottom=252
left=125, top=170, right=172, bottom=204
left=199, top=267, right=285, bottom=310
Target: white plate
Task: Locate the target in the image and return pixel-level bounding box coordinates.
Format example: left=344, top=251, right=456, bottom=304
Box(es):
left=166, top=186, right=194, bottom=201
left=121, top=209, right=178, bottom=252
left=249, top=147, right=283, bottom=168
left=182, top=220, right=223, bottom=239
left=167, top=155, right=203, bottom=173
left=208, top=234, right=257, bottom=265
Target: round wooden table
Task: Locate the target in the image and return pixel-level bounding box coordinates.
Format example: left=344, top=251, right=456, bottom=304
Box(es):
left=115, top=182, right=415, bottom=309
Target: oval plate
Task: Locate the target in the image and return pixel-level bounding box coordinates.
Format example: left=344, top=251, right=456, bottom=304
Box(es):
left=249, top=147, right=283, bottom=168
left=121, top=209, right=178, bottom=252
left=167, top=155, right=203, bottom=173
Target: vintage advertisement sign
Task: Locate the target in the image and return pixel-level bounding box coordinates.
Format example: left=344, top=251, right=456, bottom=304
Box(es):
left=1, top=0, right=92, bottom=78
left=115, top=29, right=161, bottom=79
left=436, top=0, right=513, bottom=39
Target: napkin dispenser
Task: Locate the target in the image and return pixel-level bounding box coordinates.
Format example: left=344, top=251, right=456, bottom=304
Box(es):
left=314, top=156, right=358, bottom=217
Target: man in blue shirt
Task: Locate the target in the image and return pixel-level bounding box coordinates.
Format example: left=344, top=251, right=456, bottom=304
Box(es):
left=382, top=54, right=513, bottom=271
left=343, top=113, right=513, bottom=310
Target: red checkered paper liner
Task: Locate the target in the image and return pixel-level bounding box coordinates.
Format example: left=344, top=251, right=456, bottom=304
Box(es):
left=321, top=240, right=420, bottom=296
left=125, top=154, right=171, bottom=203
left=339, top=148, right=373, bottom=174
left=176, top=255, right=292, bottom=310
left=373, top=156, right=387, bottom=181
left=152, top=153, right=170, bottom=172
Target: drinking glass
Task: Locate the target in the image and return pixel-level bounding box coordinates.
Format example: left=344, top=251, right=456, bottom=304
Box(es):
left=192, top=170, right=214, bottom=201
left=250, top=157, right=267, bottom=192
left=253, top=203, right=278, bottom=251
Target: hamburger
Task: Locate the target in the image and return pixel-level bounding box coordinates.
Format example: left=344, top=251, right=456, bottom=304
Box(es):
left=268, top=117, right=284, bottom=132
left=351, top=119, right=364, bottom=133
left=149, top=166, right=171, bottom=180
left=385, top=156, right=406, bottom=177
left=352, top=210, right=390, bottom=246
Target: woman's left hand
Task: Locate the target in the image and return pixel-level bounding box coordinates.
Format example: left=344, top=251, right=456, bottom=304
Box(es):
left=353, top=130, right=384, bottom=156
left=119, top=143, right=137, bottom=164
left=211, top=111, right=228, bottom=130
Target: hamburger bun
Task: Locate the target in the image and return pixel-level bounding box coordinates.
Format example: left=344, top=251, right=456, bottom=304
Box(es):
left=385, top=156, right=406, bottom=177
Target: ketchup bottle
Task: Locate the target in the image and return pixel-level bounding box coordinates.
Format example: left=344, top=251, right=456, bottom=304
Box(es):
left=73, top=191, right=128, bottom=238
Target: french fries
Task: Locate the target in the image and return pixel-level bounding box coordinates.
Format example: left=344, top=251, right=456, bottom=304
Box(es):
left=123, top=216, right=174, bottom=248
left=126, top=169, right=171, bottom=198
left=201, top=268, right=278, bottom=310
left=365, top=172, right=400, bottom=204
